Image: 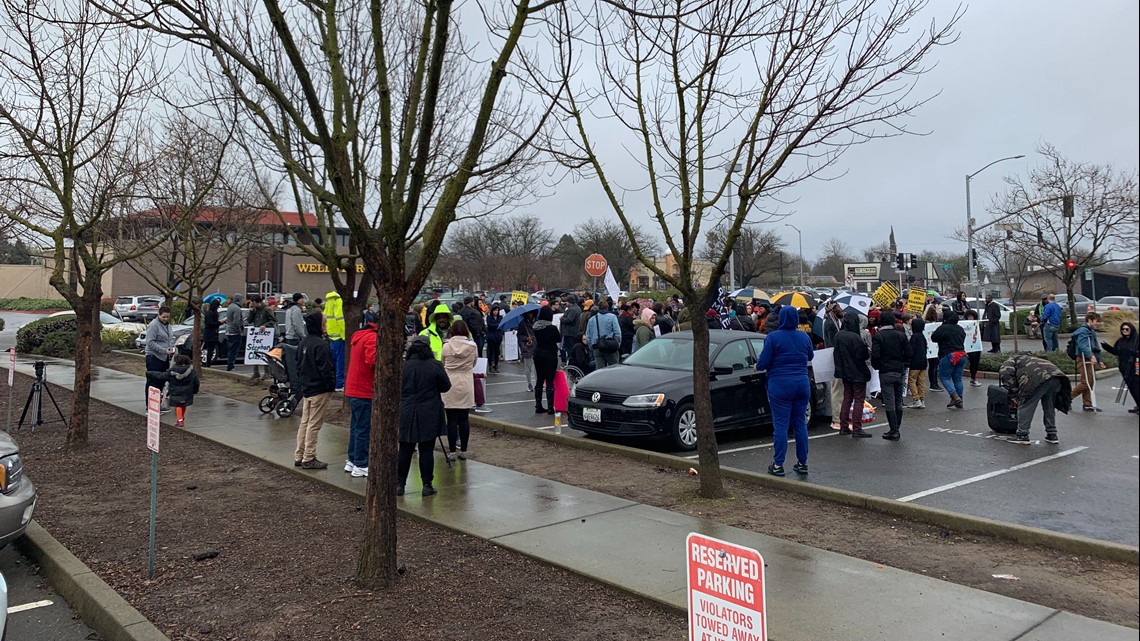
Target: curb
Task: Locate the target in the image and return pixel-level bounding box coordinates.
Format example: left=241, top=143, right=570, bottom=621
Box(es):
left=15, top=521, right=171, bottom=641
left=469, top=415, right=1140, bottom=565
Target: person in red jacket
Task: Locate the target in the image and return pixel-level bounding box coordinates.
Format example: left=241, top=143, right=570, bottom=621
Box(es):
left=344, top=322, right=378, bottom=477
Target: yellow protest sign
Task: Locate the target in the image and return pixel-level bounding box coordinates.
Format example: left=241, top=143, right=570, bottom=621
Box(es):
left=870, top=282, right=900, bottom=309
left=907, top=288, right=927, bottom=314
left=511, top=290, right=530, bottom=305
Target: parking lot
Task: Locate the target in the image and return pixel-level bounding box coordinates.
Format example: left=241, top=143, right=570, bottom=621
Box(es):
left=481, top=360, right=1140, bottom=546
left=0, top=546, right=99, bottom=641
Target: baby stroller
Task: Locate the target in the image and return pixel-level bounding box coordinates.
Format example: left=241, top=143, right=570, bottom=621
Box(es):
left=256, top=345, right=301, bottom=417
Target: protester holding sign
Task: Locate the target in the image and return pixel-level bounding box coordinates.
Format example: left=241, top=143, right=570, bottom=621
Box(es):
left=931, top=309, right=967, bottom=409
left=248, top=294, right=276, bottom=381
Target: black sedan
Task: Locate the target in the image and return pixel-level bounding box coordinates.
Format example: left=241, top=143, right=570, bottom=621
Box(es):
left=567, top=330, right=826, bottom=451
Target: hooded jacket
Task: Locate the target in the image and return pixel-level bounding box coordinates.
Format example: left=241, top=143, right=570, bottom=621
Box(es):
left=150, top=363, right=200, bottom=406
left=418, top=302, right=453, bottom=360
left=756, top=305, right=814, bottom=380
left=344, top=323, right=378, bottom=399
left=324, top=291, right=345, bottom=340
left=440, top=335, right=477, bottom=409
left=1102, top=322, right=1138, bottom=378
left=908, top=317, right=928, bottom=370
left=297, top=313, right=336, bottom=397
left=871, top=311, right=912, bottom=374
left=930, top=309, right=966, bottom=358
left=533, top=306, right=562, bottom=355
left=633, top=308, right=657, bottom=352
left=400, top=337, right=451, bottom=443
left=832, top=311, right=870, bottom=383
left=459, top=303, right=487, bottom=337
left=560, top=302, right=582, bottom=338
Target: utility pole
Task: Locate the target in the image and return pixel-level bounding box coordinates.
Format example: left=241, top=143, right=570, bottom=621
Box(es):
left=966, top=154, right=1024, bottom=294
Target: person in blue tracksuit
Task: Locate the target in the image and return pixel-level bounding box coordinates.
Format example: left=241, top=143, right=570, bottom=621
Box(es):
left=756, top=305, right=814, bottom=477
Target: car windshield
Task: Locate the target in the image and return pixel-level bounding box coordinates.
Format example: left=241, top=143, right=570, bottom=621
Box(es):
left=621, top=336, right=720, bottom=370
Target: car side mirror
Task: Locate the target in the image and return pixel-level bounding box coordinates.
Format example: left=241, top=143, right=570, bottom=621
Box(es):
left=710, top=365, right=734, bottom=378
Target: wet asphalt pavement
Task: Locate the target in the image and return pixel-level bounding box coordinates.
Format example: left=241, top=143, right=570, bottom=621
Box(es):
left=483, top=357, right=1139, bottom=546
left=1, top=546, right=99, bottom=641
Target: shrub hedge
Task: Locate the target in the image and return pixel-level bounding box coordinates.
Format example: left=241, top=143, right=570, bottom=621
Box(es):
left=0, top=298, right=69, bottom=311
left=977, top=349, right=1118, bottom=376
left=15, top=315, right=140, bottom=357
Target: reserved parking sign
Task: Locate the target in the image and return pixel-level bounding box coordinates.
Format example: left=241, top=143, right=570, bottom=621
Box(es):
left=687, top=533, right=766, bottom=641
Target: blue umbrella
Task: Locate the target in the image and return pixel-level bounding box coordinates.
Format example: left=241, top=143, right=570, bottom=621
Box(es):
left=497, top=303, right=541, bottom=331
left=203, top=293, right=227, bottom=304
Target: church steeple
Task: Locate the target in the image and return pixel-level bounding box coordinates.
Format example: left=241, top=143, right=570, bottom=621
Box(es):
left=888, top=226, right=897, bottom=256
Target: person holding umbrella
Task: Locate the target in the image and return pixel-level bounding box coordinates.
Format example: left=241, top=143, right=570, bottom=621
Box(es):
left=756, top=306, right=815, bottom=477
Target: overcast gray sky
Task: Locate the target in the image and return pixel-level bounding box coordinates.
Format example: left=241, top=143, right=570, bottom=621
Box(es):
left=533, top=0, right=1140, bottom=262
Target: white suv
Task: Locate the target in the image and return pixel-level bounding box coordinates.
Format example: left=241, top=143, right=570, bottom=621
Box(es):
left=1096, top=296, right=1139, bottom=315
left=113, top=295, right=162, bottom=321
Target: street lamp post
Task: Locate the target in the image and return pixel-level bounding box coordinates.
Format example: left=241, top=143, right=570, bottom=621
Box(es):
left=966, top=154, right=1025, bottom=291
left=785, top=223, right=803, bottom=287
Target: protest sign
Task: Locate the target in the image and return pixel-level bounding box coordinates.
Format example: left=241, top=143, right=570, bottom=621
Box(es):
left=244, top=327, right=275, bottom=365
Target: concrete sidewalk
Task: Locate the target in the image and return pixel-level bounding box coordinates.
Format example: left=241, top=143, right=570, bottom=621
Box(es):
left=15, top=357, right=1138, bottom=641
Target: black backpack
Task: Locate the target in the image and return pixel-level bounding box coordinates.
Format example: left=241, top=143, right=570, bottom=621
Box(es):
left=1065, top=335, right=1078, bottom=359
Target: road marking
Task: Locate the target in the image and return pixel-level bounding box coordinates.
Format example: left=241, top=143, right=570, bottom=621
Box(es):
left=686, top=423, right=888, bottom=459
left=8, top=599, right=54, bottom=614
left=896, top=446, right=1088, bottom=503
left=485, top=381, right=527, bottom=386
left=484, top=399, right=539, bottom=406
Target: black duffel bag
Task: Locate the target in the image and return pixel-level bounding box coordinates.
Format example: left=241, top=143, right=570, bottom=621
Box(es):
left=986, top=385, right=1018, bottom=434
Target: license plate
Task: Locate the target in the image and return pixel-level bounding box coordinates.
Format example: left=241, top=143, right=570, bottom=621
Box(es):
left=583, top=407, right=602, bottom=423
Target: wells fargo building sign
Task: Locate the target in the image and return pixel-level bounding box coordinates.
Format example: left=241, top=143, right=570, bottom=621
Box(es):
left=296, top=263, right=366, bottom=273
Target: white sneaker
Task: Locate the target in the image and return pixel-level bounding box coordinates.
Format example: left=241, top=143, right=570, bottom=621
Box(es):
left=351, top=466, right=368, bottom=477
left=473, top=406, right=492, bottom=414
left=344, top=460, right=353, bottom=473
left=970, top=380, right=982, bottom=388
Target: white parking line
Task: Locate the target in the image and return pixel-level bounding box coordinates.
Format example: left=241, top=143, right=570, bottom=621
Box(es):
left=485, top=381, right=527, bottom=386
left=896, top=446, right=1088, bottom=503
left=8, top=599, right=54, bottom=614
left=484, top=399, right=538, bottom=406
left=685, top=423, right=888, bottom=459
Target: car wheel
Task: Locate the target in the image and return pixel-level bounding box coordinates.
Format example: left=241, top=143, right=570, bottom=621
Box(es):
left=258, top=396, right=275, bottom=414
left=671, top=402, right=698, bottom=451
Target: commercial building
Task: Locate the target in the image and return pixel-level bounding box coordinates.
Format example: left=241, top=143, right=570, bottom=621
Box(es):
left=628, top=254, right=715, bottom=291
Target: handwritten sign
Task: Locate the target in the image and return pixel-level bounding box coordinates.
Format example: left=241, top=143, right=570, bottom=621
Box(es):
left=870, top=282, right=900, bottom=309
left=510, top=290, right=530, bottom=305
left=907, top=289, right=927, bottom=314
left=244, top=327, right=275, bottom=365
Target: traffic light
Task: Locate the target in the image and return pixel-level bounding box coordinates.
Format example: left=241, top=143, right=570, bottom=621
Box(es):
left=1066, top=259, right=1076, bottom=270
left=907, top=254, right=917, bottom=270
left=895, top=253, right=905, bottom=271
left=969, top=249, right=978, bottom=270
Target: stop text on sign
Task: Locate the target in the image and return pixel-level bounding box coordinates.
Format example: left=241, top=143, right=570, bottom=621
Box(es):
left=687, top=533, right=767, bottom=641
left=584, top=253, right=608, bottom=277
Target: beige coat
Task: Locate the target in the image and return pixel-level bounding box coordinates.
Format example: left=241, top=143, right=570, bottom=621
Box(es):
left=440, top=338, right=477, bottom=409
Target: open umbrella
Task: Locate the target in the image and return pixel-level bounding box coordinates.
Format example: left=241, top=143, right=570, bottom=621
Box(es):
left=497, top=303, right=541, bottom=331
left=770, top=291, right=817, bottom=309
left=730, top=287, right=770, bottom=302
left=202, top=293, right=227, bottom=305
left=819, top=292, right=874, bottom=318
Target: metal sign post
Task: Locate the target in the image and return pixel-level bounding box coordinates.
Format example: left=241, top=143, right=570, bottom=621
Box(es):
left=146, top=386, right=161, bottom=579
left=6, top=348, right=14, bottom=432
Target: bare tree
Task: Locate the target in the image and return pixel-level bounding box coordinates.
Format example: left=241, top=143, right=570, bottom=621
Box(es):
left=103, top=0, right=555, bottom=587
left=439, top=215, right=555, bottom=290
left=813, top=238, right=858, bottom=281
left=701, top=224, right=785, bottom=288
left=0, top=1, right=165, bottom=448
left=537, top=0, right=959, bottom=496
left=861, top=242, right=894, bottom=263
left=989, top=143, right=1139, bottom=323
left=570, top=219, right=661, bottom=288
left=118, top=116, right=273, bottom=371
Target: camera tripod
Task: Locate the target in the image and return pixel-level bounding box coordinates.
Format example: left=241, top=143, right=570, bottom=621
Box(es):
left=18, top=361, right=68, bottom=431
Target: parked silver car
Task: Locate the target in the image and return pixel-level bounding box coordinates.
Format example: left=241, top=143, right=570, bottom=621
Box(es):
left=1096, top=296, right=1139, bottom=315
left=112, top=295, right=162, bottom=322
left=0, top=431, right=36, bottom=550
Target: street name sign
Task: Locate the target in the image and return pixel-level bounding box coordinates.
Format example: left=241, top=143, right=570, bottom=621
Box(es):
left=687, top=533, right=767, bottom=641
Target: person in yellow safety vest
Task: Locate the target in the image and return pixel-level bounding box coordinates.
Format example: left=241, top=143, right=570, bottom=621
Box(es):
left=419, top=302, right=453, bottom=360
left=325, top=291, right=347, bottom=390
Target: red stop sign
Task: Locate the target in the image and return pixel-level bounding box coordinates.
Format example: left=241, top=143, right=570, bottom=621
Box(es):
left=584, top=253, right=608, bottom=277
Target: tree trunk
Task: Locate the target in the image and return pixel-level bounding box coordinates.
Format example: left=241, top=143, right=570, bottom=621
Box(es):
left=688, top=291, right=725, bottom=498
left=67, top=291, right=100, bottom=450
left=355, top=284, right=409, bottom=588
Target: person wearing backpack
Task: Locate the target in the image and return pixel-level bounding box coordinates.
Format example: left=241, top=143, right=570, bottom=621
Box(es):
left=1069, top=312, right=1106, bottom=411
left=585, top=299, right=622, bottom=368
